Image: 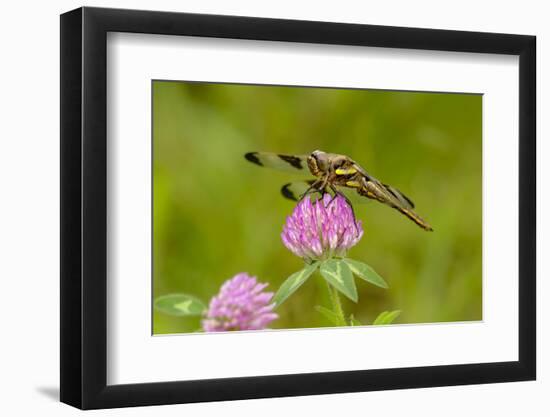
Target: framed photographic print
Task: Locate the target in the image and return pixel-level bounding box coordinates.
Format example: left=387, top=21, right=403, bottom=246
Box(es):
left=60, top=6, right=536, bottom=409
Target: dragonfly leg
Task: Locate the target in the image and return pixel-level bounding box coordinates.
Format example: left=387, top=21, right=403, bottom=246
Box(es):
left=330, top=185, right=360, bottom=235
left=298, top=179, right=323, bottom=201
left=320, top=175, right=330, bottom=194
left=315, top=176, right=334, bottom=202
left=326, top=189, right=339, bottom=205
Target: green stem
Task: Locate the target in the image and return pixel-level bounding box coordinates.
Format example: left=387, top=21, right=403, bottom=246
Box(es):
left=326, top=282, right=347, bottom=326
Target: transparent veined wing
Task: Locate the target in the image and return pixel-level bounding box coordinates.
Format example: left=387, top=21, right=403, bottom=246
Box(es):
left=361, top=178, right=432, bottom=230
left=336, top=185, right=371, bottom=206
left=382, top=183, right=415, bottom=209
left=280, top=180, right=315, bottom=201
left=357, top=173, right=416, bottom=210
left=347, top=160, right=414, bottom=208
left=245, top=151, right=309, bottom=173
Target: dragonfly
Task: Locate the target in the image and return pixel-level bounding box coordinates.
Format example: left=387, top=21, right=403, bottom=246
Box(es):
left=244, top=150, right=433, bottom=231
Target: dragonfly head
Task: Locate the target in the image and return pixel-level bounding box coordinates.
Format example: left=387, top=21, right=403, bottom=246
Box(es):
left=308, top=150, right=328, bottom=176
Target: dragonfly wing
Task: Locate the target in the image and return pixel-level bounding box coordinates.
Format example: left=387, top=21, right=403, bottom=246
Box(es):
left=335, top=185, right=370, bottom=205
left=361, top=178, right=432, bottom=231
left=382, top=184, right=415, bottom=209
left=245, top=151, right=309, bottom=173
left=280, top=180, right=316, bottom=201
left=353, top=170, right=414, bottom=209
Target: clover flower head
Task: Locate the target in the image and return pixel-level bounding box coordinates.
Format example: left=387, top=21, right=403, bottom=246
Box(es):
left=281, top=194, right=363, bottom=261
left=202, top=273, right=278, bottom=332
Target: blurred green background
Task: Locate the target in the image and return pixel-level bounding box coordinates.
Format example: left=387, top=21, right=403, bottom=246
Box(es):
left=153, top=80, right=482, bottom=334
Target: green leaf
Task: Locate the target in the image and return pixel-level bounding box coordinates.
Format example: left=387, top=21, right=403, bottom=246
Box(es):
left=373, top=311, right=389, bottom=324
left=315, top=305, right=341, bottom=326
left=320, top=259, right=358, bottom=302
left=273, top=262, right=318, bottom=307
left=349, top=314, right=362, bottom=326
left=343, top=258, right=388, bottom=289
left=154, top=294, right=207, bottom=317
left=373, top=310, right=401, bottom=325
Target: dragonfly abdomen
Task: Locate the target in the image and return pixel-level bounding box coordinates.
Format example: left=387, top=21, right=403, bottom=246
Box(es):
left=357, top=180, right=433, bottom=231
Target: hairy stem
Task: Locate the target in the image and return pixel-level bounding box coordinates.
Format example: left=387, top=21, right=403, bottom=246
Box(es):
left=327, top=282, right=347, bottom=326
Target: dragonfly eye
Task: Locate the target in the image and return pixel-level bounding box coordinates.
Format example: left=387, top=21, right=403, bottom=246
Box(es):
left=307, top=154, right=320, bottom=175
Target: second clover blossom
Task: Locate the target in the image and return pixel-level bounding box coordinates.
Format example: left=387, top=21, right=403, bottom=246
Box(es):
left=281, top=193, right=363, bottom=262
left=202, top=273, right=278, bottom=332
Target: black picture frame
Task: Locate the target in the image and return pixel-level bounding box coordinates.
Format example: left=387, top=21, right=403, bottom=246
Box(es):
left=60, top=6, right=536, bottom=410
